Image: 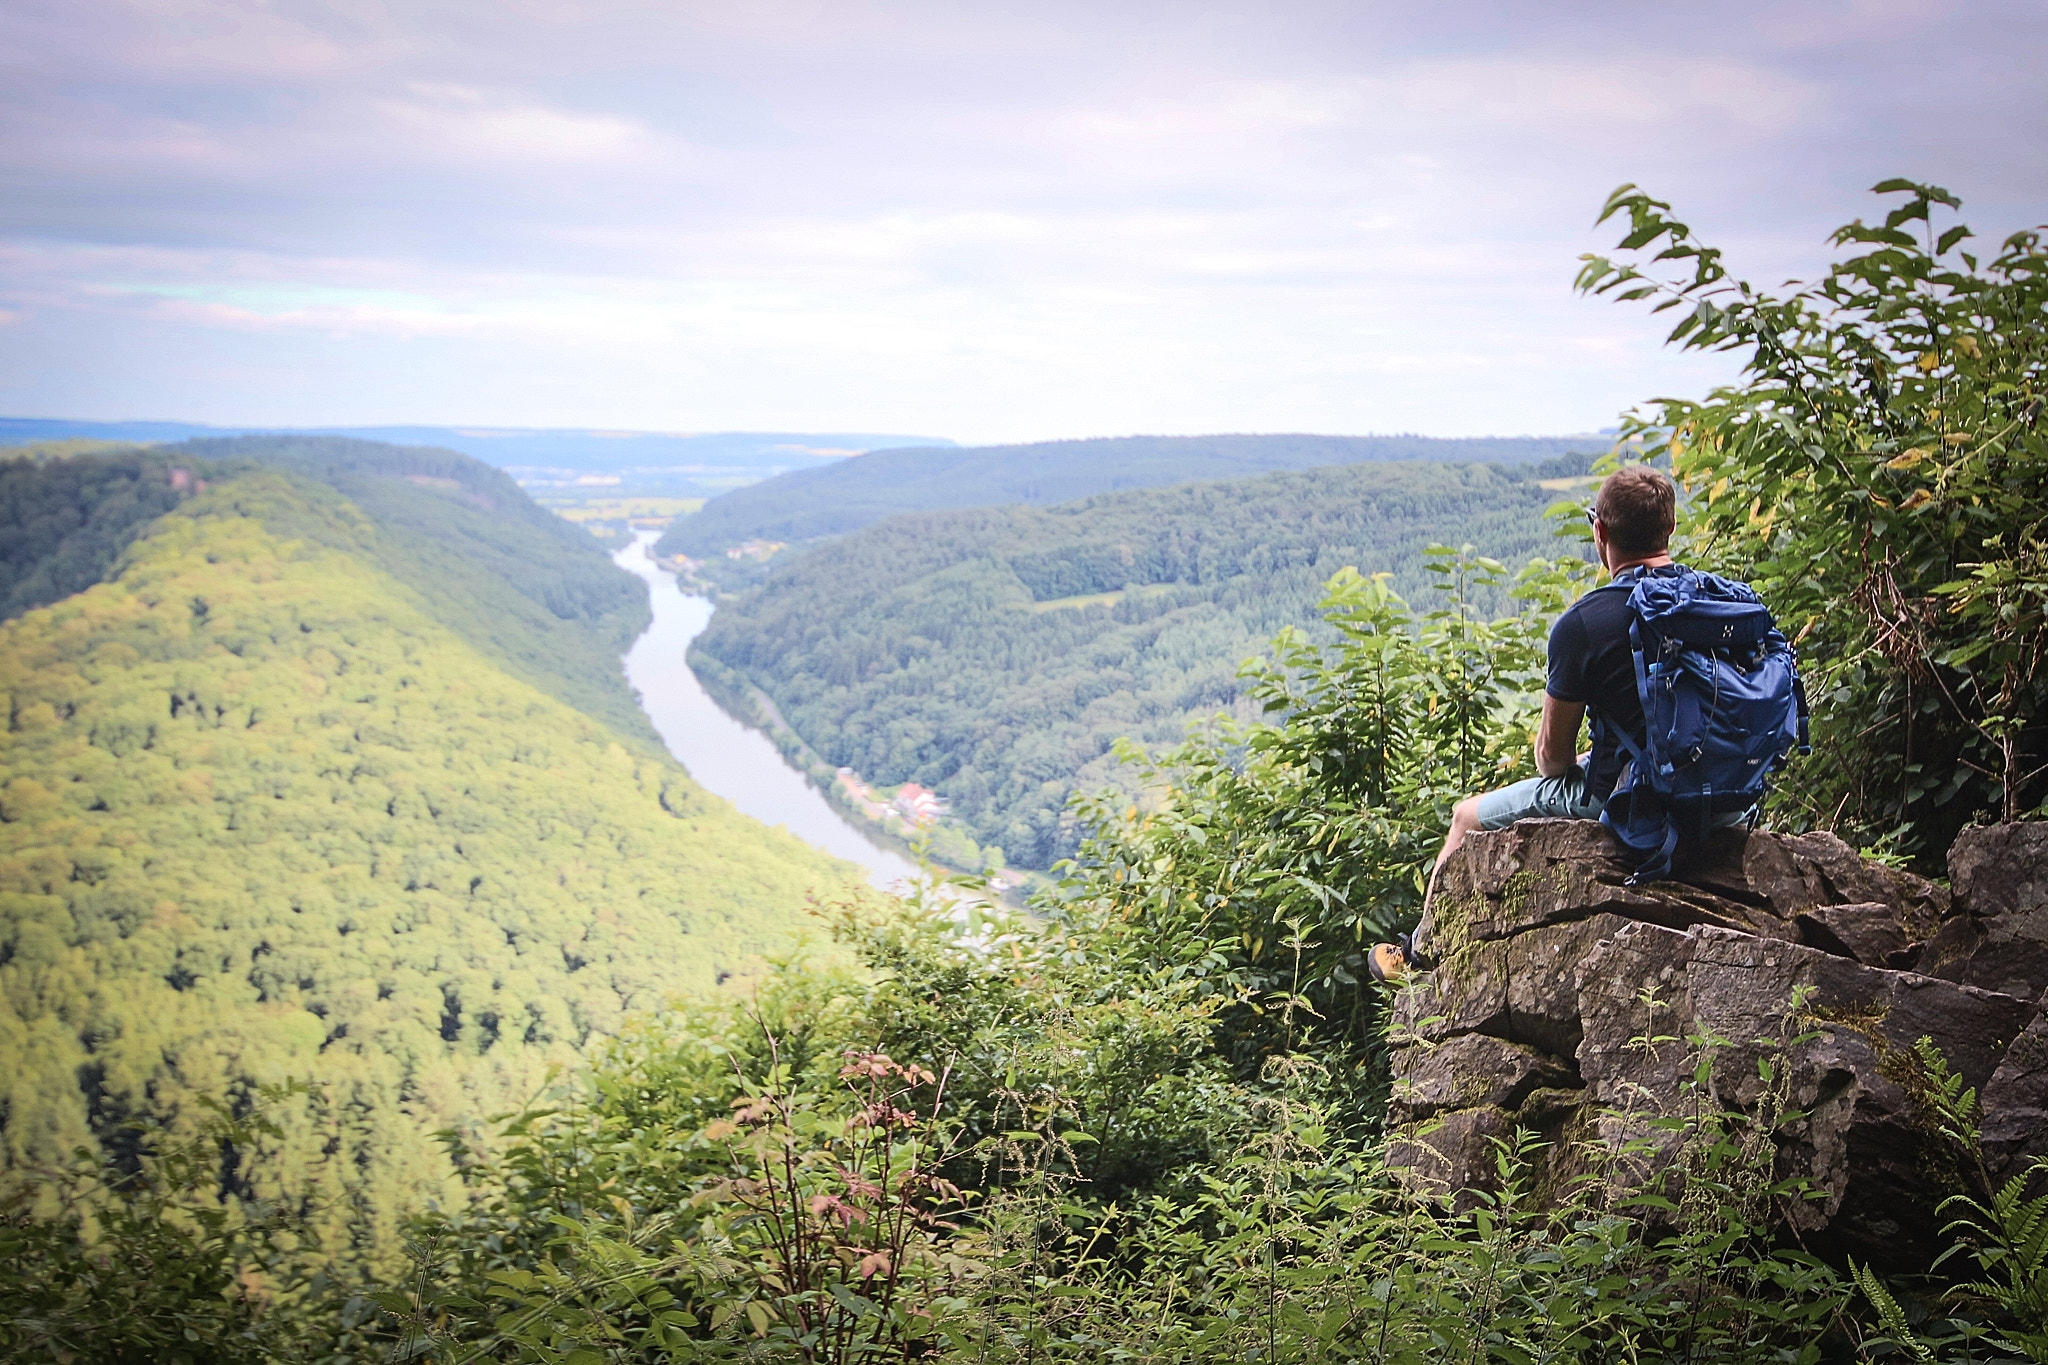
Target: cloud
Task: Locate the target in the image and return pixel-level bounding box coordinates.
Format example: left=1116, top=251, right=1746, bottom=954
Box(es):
left=0, top=0, right=2042, bottom=439
left=375, top=84, right=661, bottom=163
left=1366, top=55, right=1820, bottom=139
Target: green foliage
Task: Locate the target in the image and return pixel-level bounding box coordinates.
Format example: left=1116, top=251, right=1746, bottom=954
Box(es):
left=186, top=434, right=663, bottom=747
left=1051, top=552, right=1593, bottom=1126
left=658, top=433, right=1603, bottom=559
left=1579, top=180, right=2048, bottom=853
left=840, top=891, right=1244, bottom=1201
left=0, top=468, right=860, bottom=1271
left=1937, top=1165, right=2048, bottom=1361
left=936, top=1122, right=1849, bottom=1363
left=376, top=888, right=1238, bottom=1361
left=696, top=460, right=1586, bottom=868
left=0, top=1085, right=369, bottom=1365
left=392, top=1044, right=971, bottom=1363
left=1850, top=1051, right=2048, bottom=1362
left=369, top=893, right=1883, bottom=1364
left=1, top=445, right=191, bottom=621
left=13, top=878, right=2036, bottom=1365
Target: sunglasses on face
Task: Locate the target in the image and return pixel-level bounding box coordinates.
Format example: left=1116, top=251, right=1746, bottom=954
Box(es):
left=1585, top=507, right=1600, bottom=530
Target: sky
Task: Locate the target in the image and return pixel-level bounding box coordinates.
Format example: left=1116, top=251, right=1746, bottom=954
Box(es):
left=1, top=0, right=2043, bottom=445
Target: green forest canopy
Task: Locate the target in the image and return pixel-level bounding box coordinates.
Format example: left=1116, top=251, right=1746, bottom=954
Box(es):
left=2, top=444, right=191, bottom=621
left=174, top=434, right=663, bottom=743
left=657, top=431, right=1605, bottom=560
left=694, top=457, right=1587, bottom=868
left=0, top=441, right=861, bottom=1269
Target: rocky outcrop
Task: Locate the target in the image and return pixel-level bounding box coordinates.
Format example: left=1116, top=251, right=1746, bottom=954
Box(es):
left=1386, top=818, right=2047, bottom=1262
left=1956, top=823, right=2048, bottom=1173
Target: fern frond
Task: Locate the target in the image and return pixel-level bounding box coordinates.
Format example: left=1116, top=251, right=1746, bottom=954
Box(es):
left=1853, top=1259, right=1934, bottom=1363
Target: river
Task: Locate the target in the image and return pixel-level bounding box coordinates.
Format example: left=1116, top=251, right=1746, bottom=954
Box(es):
left=613, top=533, right=922, bottom=891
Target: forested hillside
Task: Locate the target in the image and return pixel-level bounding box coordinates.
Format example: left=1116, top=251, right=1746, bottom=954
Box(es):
left=658, top=430, right=1602, bottom=561
left=178, top=434, right=662, bottom=744
left=0, top=445, right=859, bottom=1269
left=2, top=445, right=190, bottom=620
left=695, top=459, right=1581, bottom=867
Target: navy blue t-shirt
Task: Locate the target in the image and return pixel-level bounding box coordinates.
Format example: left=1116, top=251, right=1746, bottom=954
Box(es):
left=1546, top=565, right=1683, bottom=799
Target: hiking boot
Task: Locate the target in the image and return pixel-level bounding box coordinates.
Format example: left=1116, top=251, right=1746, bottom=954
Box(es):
left=1368, top=932, right=1433, bottom=986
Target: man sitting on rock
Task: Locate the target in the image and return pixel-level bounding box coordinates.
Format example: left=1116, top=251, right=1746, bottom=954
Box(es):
left=1371, top=464, right=1695, bottom=985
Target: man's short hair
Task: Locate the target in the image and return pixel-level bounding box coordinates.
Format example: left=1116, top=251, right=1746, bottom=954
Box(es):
left=1594, top=465, right=1676, bottom=557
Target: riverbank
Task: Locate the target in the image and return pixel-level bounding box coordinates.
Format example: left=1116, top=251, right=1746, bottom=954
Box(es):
left=612, top=534, right=922, bottom=891
left=682, top=641, right=1014, bottom=881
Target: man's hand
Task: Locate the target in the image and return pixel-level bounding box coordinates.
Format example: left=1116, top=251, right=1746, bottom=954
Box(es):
left=1535, top=694, right=1587, bottom=779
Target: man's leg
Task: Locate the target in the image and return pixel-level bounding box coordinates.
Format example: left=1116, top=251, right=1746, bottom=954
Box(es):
left=1434, top=767, right=1599, bottom=874
left=1434, top=794, right=1486, bottom=874
left=1375, top=766, right=1603, bottom=984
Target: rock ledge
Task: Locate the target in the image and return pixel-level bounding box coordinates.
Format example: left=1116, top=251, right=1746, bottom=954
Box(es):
left=1386, top=819, right=2048, bottom=1259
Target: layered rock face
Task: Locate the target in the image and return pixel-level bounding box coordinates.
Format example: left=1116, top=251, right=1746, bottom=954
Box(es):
left=1386, top=819, right=2048, bottom=1260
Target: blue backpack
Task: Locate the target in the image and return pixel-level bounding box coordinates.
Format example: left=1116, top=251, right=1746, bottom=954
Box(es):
left=1595, top=566, right=1809, bottom=884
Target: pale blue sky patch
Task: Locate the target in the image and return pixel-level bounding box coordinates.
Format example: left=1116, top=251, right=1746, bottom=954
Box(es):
left=102, top=282, right=447, bottom=314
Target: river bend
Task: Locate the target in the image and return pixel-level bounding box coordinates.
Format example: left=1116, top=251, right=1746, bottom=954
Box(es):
left=614, top=534, right=919, bottom=891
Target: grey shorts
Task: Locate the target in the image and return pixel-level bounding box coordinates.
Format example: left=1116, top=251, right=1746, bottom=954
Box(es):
left=1473, top=766, right=1606, bottom=829
left=1471, top=763, right=1752, bottom=832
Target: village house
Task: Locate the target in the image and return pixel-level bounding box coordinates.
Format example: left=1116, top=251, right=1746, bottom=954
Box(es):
left=892, top=783, right=945, bottom=826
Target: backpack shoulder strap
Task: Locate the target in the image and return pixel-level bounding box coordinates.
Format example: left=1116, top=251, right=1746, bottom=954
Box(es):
left=1603, top=572, right=1686, bottom=885
left=1579, top=569, right=1646, bottom=752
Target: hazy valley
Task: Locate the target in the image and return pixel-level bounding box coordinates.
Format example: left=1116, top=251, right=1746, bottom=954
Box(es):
left=0, top=426, right=1602, bottom=1263
left=6, top=186, right=2043, bottom=1353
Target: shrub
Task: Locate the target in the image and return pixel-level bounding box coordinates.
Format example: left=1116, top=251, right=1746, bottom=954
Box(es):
left=1579, top=180, right=2048, bottom=855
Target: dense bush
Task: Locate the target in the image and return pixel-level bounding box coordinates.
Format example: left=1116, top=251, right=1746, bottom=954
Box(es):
left=1580, top=179, right=2048, bottom=859
left=1052, top=550, right=1593, bottom=1128
left=18, top=887, right=2048, bottom=1362
left=0, top=1088, right=374, bottom=1364
left=358, top=894, right=2048, bottom=1362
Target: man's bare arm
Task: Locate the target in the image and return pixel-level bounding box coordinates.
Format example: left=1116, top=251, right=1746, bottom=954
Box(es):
left=1535, top=694, right=1586, bottom=778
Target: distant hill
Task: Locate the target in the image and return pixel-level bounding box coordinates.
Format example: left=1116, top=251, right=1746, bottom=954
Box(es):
left=171, top=434, right=663, bottom=742
left=0, top=420, right=956, bottom=497
left=658, top=432, right=1608, bottom=561
left=2, top=445, right=191, bottom=620
left=692, top=457, right=1589, bottom=870
left=0, top=438, right=860, bottom=1269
